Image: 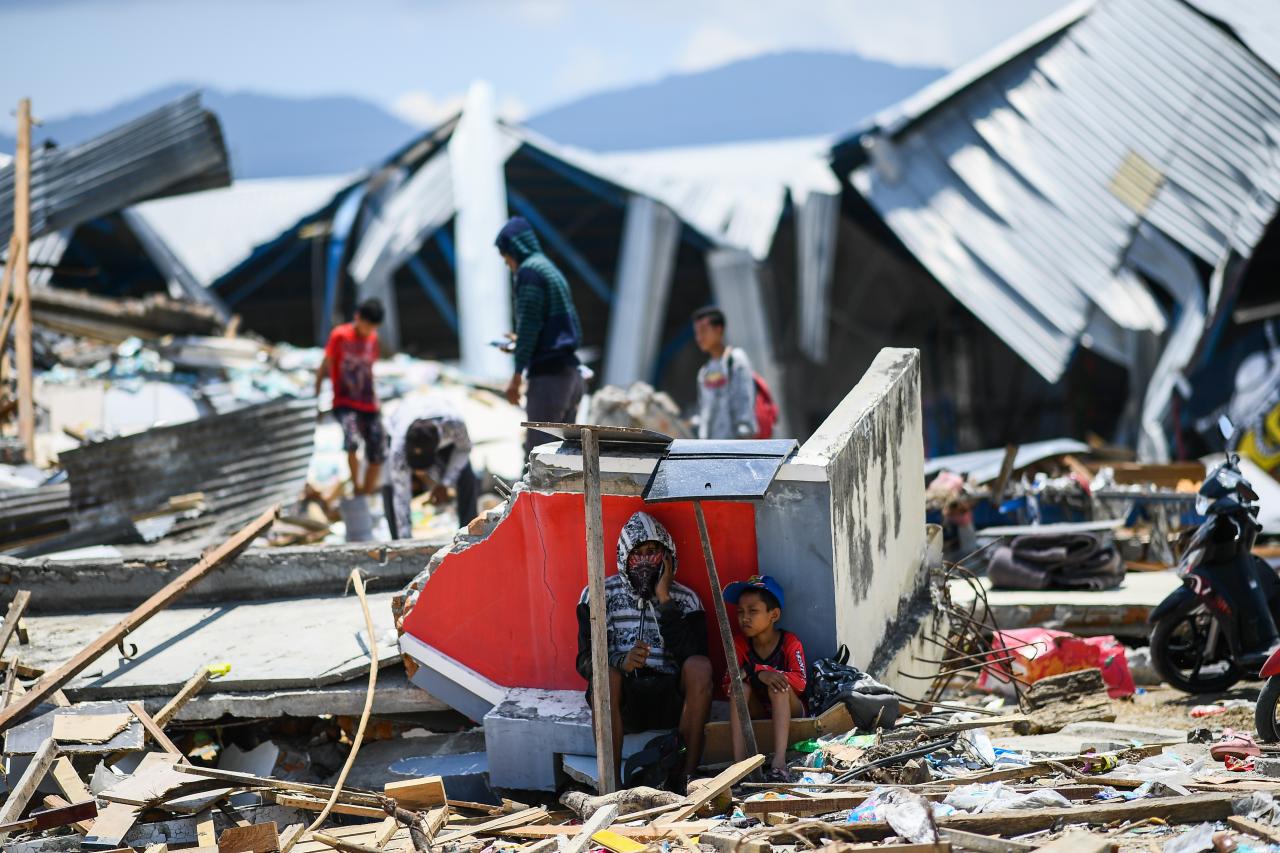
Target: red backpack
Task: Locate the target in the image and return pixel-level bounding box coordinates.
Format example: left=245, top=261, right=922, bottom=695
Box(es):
left=730, top=349, right=779, bottom=439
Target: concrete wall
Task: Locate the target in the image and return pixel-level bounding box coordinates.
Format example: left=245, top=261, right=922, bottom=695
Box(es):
left=799, top=347, right=927, bottom=672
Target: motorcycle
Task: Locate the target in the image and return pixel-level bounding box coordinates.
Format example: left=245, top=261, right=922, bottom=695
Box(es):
left=1149, top=418, right=1278, bottom=695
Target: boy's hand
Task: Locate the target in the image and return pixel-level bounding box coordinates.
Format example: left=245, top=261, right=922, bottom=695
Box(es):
left=622, top=642, right=650, bottom=673
left=757, top=670, right=791, bottom=694
left=654, top=553, right=674, bottom=604
left=505, top=374, right=522, bottom=406
left=429, top=484, right=451, bottom=505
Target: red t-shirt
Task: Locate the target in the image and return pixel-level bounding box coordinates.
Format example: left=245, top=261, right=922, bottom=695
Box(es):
left=325, top=323, right=379, bottom=412
left=723, top=629, right=808, bottom=699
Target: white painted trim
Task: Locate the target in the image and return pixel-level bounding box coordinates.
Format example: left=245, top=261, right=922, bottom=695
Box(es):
left=398, top=632, right=507, bottom=707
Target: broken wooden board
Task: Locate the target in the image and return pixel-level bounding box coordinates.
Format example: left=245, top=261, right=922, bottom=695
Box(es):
left=129, top=700, right=183, bottom=756
left=659, top=754, right=766, bottom=825
left=1229, top=816, right=1280, bottom=844
left=1029, top=832, right=1115, bottom=853
left=6, top=700, right=144, bottom=755
left=217, top=821, right=279, bottom=853
left=433, top=806, right=549, bottom=845
left=99, top=752, right=232, bottom=814
left=0, top=737, right=58, bottom=840
left=82, top=801, right=144, bottom=849
left=272, top=793, right=386, bottom=819
left=703, top=703, right=854, bottom=763
left=51, top=710, right=132, bottom=743
left=172, top=764, right=384, bottom=807
left=383, top=774, right=446, bottom=809
left=836, top=792, right=1237, bottom=841
left=507, top=822, right=719, bottom=840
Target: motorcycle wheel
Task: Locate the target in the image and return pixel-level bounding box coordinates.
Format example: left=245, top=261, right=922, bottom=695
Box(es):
left=1257, top=677, right=1280, bottom=742
left=1149, top=598, right=1242, bottom=694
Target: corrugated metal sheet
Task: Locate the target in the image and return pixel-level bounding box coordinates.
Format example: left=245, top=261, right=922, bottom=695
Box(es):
left=0, top=93, right=231, bottom=245
left=58, top=397, right=315, bottom=546
left=845, top=0, right=1280, bottom=382
left=0, top=484, right=70, bottom=553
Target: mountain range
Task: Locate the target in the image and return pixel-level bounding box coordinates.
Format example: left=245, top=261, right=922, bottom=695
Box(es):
left=0, top=51, right=945, bottom=178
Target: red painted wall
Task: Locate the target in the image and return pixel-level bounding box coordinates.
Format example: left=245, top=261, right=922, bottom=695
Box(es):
left=402, top=492, right=758, bottom=690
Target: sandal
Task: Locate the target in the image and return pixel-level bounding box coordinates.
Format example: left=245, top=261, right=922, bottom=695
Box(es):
left=1210, top=728, right=1261, bottom=761
left=764, top=767, right=792, bottom=784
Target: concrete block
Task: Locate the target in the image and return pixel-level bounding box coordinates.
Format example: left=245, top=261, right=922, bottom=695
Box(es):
left=484, top=688, right=595, bottom=791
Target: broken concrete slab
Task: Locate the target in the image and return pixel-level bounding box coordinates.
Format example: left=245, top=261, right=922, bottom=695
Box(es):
left=148, top=666, right=446, bottom=720
left=1, top=539, right=449, bottom=613
left=948, top=571, right=1181, bottom=639
left=21, top=592, right=402, bottom=699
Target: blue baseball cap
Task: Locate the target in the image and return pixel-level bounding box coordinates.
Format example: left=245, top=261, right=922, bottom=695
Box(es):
left=723, top=574, right=784, bottom=609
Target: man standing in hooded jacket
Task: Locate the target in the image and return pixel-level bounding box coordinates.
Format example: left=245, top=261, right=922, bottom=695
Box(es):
left=494, top=216, right=585, bottom=456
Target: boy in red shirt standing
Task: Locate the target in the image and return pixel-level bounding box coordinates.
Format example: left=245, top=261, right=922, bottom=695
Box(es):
left=315, top=299, right=386, bottom=495
left=722, top=575, right=806, bottom=782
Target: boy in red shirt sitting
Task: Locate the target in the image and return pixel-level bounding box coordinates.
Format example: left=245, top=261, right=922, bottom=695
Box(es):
left=722, top=575, right=806, bottom=782
left=315, top=299, right=386, bottom=495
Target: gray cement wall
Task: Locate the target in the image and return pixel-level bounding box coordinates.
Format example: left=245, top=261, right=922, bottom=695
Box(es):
left=801, top=348, right=927, bottom=673
left=2, top=538, right=449, bottom=612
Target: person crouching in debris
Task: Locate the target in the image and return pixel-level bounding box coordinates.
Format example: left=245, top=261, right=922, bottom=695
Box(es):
left=576, top=511, right=713, bottom=789
left=723, top=574, right=806, bottom=783
left=316, top=298, right=386, bottom=495
left=494, top=216, right=585, bottom=457
left=385, top=397, right=477, bottom=539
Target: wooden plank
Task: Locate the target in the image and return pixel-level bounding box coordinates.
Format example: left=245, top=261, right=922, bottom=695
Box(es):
left=704, top=702, right=854, bottom=764
left=562, top=804, right=619, bottom=853
left=279, top=825, right=305, bottom=850
left=372, top=816, right=399, bottom=850
left=942, top=829, right=1035, bottom=853
left=173, top=763, right=383, bottom=807
left=741, top=794, right=862, bottom=816
left=154, top=667, right=213, bottom=727
left=1228, top=816, right=1280, bottom=845
left=218, top=821, right=279, bottom=853
left=0, top=505, right=277, bottom=732
left=52, top=710, right=132, bottom=744
left=693, top=500, right=760, bottom=765
left=129, top=700, right=183, bottom=756
left=0, top=736, right=58, bottom=840
left=840, top=845, right=951, bottom=853
left=507, top=822, right=717, bottom=840
left=0, top=590, right=31, bottom=662
left=310, top=833, right=383, bottom=853
left=581, top=427, right=617, bottom=793
left=1029, top=832, right=1115, bottom=853
left=41, top=794, right=97, bottom=833
left=835, top=792, right=1237, bottom=841
left=434, top=806, right=548, bottom=844
left=13, top=99, right=34, bottom=461
left=275, top=793, right=386, bottom=819
left=82, top=802, right=143, bottom=848
left=197, top=811, right=217, bottom=847
left=658, top=754, right=765, bottom=825
left=0, top=799, right=97, bottom=833
left=383, top=774, right=446, bottom=809
left=52, top=755, right=95, bottom=804
left=990, top=443, right=1019, bottom=497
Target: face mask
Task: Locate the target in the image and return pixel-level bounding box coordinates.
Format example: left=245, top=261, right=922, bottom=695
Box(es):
left=626, top=551, right=664, bottom=597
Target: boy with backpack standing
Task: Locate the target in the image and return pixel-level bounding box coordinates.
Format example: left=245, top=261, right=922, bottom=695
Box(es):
left=691, top=306, right=778, bottom=440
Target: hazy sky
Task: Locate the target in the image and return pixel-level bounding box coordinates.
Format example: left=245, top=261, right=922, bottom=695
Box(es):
left=0, top=0, right=1074, bottom=132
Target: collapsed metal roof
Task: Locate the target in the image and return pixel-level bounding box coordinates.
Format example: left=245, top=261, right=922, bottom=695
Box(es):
left=837, top=0, right=1280, bottom=382
left=0, top=93, right=231, bottom=246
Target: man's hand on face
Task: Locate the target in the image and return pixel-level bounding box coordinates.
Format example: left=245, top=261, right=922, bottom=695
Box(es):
left=429, top=484, right=451, bottom=505
left=757, top=670, right=791, bottom=694
left=654, top=552, right=674, bottom=605
left=505, top=374, right=522, bottom=406
left=622, top=642, right=650, bottom=674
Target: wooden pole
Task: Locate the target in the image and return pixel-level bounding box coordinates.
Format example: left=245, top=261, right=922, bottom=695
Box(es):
left=0, top=505, right=277, bottom=732
left=13, top=99, right=34, bottom=463
left=693, top=501, right=760, bottom=764
left=581, top=427, right=617, bottom=793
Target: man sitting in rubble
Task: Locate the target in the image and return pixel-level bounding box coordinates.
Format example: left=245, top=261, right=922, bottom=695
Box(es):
left=575, top=511, right=713, bottom=789
left=385, top=396, right=477, bottom=538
